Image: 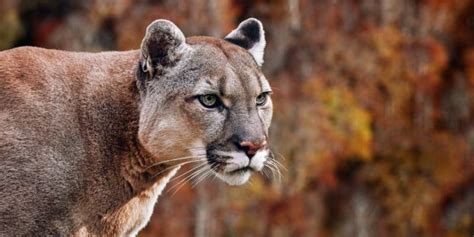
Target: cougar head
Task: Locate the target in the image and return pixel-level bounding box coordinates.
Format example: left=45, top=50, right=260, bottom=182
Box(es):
left=137, top=18, right=272, bottom=185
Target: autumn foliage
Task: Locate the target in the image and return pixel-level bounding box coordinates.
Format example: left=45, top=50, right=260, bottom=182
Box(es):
left=1, top=0, right=473, bottom=236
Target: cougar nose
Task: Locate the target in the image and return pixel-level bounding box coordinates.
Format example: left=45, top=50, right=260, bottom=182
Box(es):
left=239, top=140, right=267, bottom=159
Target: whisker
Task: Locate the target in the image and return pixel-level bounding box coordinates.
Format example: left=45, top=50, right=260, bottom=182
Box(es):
left=270, top=158, right=287, bottom=171
left=151, top=159, right=206, bottom=179
left=264, top=163, right=277, bottom=181
left=211, top=172, right=218, bottom=182
left=270, top=86, right=282, bottom=91
left=191, top=164, right=213, bottom=187
left=267, top=161, right=283, bottom=183
left=197, top=162, right=219, bottom=184
left=168, top=164, right=209, bottom=196
left=275, top=151, right=287, bottom=160
left=266, top=161, right=282, bottom=183
left=260, top=168, right=271, bottom=179
left=144, top=155, right=206, bottom=170
left=168, top=164, right=207, bottom=192
left=191, top=161, right=219, bottom=189
left=191, top=168, right=213, bottom=189
left=170, top=161, right=208, bottom=182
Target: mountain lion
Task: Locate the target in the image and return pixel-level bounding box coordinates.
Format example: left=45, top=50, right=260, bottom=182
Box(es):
left=0, top=18, right=274, bottom=236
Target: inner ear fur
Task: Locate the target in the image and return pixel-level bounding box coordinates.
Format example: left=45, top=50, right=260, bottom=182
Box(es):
left=140, top=19, right=188, bottom=77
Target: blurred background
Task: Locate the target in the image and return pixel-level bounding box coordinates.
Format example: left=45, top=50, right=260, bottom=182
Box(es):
left=1, top=0, right=474, bottom=236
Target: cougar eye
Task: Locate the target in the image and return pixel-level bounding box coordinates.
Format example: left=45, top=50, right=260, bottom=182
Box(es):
left=198, top=94, right=221, bottom=108
left=256, top=93, right=268, bottom=106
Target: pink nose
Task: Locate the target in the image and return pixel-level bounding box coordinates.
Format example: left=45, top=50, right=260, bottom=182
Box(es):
left=240, top=140, right=267, bottom=158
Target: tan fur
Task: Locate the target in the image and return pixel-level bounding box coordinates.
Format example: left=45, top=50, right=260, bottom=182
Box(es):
left=0, top=19, right=272, bottom=236
left=0, top=46, right=173, bottom=235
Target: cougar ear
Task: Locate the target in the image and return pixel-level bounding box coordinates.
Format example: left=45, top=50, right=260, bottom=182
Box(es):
left=224, top=18, right=266, bottom=66
left=140, top=19, right=188, bottom=77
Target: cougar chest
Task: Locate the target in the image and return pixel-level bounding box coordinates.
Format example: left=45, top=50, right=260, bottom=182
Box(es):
left=101, top=167, right=179, bottom=237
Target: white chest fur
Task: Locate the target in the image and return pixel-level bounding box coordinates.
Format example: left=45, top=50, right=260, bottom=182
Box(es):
left=74, top=167, right=180, bottom=237
left=122, top=167, right=180, bottom=237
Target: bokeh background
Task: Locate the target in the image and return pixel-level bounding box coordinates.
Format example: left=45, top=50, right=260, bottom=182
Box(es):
left=1, top=0, right=474, bottom=236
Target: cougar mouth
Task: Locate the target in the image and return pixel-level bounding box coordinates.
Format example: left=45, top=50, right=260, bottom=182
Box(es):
left=206, top=149, right=269, bottom=185
left=227, top=166, right=254, bottom=175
